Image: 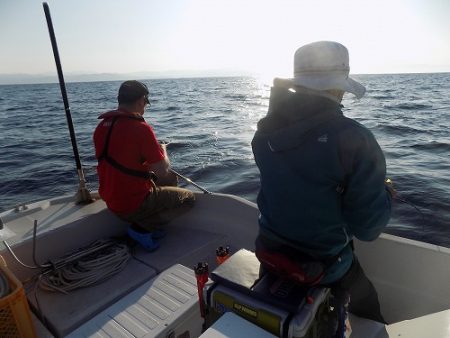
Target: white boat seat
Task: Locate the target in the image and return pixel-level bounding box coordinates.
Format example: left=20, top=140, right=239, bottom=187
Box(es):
left=67, top=264, right=203, bottom=338
left=27, top=259, right=157, bottom=338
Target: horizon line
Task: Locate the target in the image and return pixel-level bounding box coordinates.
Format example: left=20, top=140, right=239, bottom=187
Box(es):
left=1, top=70, right=449, bottom=86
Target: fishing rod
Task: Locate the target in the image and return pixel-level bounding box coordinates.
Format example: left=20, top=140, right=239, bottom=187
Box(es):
left=170, top=169, right=212, bottom=194
left=43, top=2, right=92, bottom=203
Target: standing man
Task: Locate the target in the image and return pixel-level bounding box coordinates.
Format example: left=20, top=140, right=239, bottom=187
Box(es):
left=252, top=41, right=392, bottom=322
left=94, top=80, right=195, bottom=251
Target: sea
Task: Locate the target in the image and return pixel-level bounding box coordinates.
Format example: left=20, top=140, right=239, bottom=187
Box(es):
left=0, top=74, right=449, bottom=248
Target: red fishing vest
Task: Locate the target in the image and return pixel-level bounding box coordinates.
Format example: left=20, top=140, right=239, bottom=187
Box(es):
left=93, top=109, right=164, bottom=214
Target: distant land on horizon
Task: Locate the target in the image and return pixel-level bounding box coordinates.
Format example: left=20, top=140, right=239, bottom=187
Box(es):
left=0, top=69, right=256, bottom=85
left=1, top=69, right=449, bottom=86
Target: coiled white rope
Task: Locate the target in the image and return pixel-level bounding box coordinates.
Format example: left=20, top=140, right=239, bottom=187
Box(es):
left=38, top=239, right=131, bottom=294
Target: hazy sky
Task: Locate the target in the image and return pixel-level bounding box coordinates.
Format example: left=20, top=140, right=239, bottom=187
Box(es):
left=1, top=0, right=449, bottom=80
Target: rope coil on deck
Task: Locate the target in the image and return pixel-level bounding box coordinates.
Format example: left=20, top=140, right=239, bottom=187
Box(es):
left=38, top=239, right=131, bottom=293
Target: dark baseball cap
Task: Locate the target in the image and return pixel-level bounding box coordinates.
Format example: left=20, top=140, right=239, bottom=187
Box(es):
left=118, top=80, right=149, bottom=104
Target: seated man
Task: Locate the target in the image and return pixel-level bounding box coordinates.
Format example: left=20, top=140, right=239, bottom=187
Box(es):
left=93, top=80, right=195, bottom=251
left=252, top=41, right=393, bottom=323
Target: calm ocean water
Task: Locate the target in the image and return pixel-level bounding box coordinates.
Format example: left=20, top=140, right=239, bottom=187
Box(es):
left=0, top=74, right=449, bottom=247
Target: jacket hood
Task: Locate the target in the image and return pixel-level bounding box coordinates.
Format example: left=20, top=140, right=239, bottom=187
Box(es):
left=256, top=86, right=343, bottom=152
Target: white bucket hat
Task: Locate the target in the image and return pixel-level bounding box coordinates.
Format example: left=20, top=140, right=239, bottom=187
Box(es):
left=284, top=41, right=365, bottom=98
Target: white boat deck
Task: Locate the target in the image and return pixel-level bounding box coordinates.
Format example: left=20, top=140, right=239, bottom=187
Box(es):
left=386, top=309, right=450, bottom=337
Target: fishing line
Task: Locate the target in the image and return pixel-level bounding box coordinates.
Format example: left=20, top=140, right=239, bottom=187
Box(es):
left=393, top=195, right=427, bottom=236
left=386, top=178, right=427, bottom=236
left=159, top=141, right=211, bottom=194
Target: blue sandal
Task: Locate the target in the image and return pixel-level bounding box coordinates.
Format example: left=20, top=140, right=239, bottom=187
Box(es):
left=127, top=226, right=160, bottom=252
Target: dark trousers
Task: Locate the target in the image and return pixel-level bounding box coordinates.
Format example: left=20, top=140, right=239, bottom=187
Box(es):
left=329, top=256, right=386, bottom=323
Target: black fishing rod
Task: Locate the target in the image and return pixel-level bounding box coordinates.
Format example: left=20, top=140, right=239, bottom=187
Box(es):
left=170, top=169, right=212, bottom=194
left=43, top=2, right=92, bottom=203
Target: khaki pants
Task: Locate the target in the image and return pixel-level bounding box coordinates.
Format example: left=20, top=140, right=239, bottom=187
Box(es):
left=117, top=186, right=195, bottom=232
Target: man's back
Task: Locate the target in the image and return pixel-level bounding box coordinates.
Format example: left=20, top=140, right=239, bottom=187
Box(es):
left=93, top=109, right=164, bottom=214
left=252, top=89, right=391, bottom=283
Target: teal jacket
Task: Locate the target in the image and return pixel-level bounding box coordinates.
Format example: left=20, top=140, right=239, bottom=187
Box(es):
left=251, top=87, right=391, bottom=283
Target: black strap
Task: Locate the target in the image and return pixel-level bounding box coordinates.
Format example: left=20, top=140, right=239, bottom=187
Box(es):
left=98, top=117, right=156, bottom=180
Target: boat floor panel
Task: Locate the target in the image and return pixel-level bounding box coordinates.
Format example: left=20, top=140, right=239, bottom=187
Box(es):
left=32, top=312, right=55, bottom=338
left=132, top=225, right=226, bottom=272
left=27, top=258, right=157, bottom=338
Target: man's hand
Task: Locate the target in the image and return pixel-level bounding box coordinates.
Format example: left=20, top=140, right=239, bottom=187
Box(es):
left=385, top=178, right=397, bottom=199
left=154, top=169, right=177, bottom=186
left=160, top=143, right=168, bottom=156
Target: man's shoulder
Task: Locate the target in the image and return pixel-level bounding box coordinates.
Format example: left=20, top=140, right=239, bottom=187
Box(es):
left=338, top=116, right=375, bottom=138
left=120, top=118, right=154, bottom=135
left=338, top=115, right=364, bottom=129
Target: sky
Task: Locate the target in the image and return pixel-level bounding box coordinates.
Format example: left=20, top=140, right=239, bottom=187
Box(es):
left=1, top=0, right=449, bottom=84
